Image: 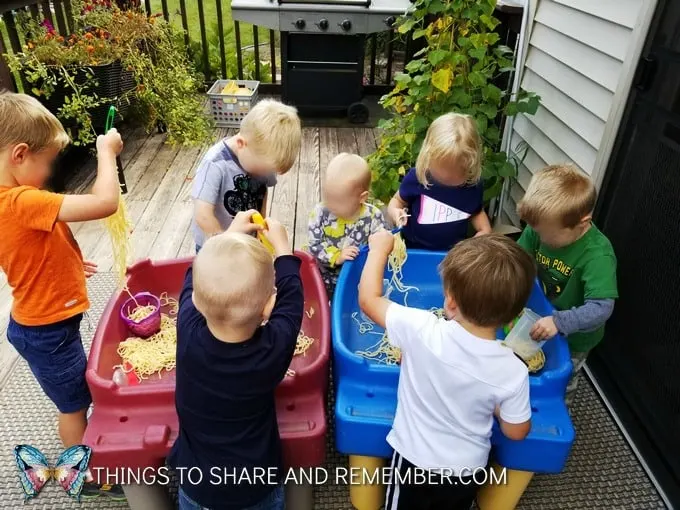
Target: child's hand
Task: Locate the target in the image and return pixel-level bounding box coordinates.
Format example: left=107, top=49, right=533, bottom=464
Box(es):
left=530, top=316, right=558, bottom=341
left=264, top=218, right=292, bottom=257
left=227, top=210, right=263, bottom=235
left=368, top=230, right=394, bottom=256
left=337, top=246, right=359, bottom=264
left=83, top=260, right=98, bottom=278
left=96, top=128, right=123, bottom=157
left=391, top=208, right=409, bottom=227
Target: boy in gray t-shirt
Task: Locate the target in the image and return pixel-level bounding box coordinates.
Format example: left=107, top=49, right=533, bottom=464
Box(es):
left=191, top=100, right=302, bottom=250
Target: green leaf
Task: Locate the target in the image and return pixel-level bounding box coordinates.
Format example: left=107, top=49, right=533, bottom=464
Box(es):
left=468, top=71, right=486, bottom=88
left=483, top=84, right=502, bottom=104
left=505, top=102, right=519, bottom=116
left=483, top=178, right=504, bottom=203
left=498, top=161, right=517, bottom=178
left=475, top=115, right=488, bottom=135
left=479, top=14, right=500, bottom=30
left=457, top=37, right=471, bottom=48
left=428, top=0, right=445, bottom=13
left=431, top=68, right=452, bottom=93
left=485, top=125, right=500, bottom=144
left=398, top=19, right=416, bottom=34
left=394, top=73, right=412, bottom=85
left=405, top=59, right=424, bottom=72
left=451, top=89, right=472, bottom=108
left=468, top=47, right=486, bottom=60
left=494, top=45, right=514, bottom=57
left=413, top=28, right=427, bottom=40
left=413, top=115, right=429, bottom=132
left=479, top=103, right=498, bottom=119
left=428, top=49, right=449, bottom=66
left=526, top=95, right=541, bottom=115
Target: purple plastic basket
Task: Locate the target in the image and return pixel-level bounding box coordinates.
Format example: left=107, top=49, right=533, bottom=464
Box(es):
left=120, top=292, right=161, bottom=338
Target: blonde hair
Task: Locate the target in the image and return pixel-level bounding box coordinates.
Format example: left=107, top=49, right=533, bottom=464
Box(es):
left=0, top=91, right=70, bottom=153
left=416, top=113, right=482, bottom=187
left=439, top=234, right=535, bottom=327
left=193, top=233, right=275, bottom=328
left=517, top=165, right=597, bottom=228
left=240, top=99, right=301, bottom=174
left=326, top=153, right=371, bottom=191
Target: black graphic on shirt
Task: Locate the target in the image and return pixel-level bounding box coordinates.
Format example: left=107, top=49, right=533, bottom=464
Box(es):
left=223, top=174, right=266, bottom=216
left=538, top=266, right=564, bottom=301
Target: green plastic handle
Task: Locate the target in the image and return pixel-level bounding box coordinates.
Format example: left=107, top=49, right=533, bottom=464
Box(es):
left=105, top=105, right=116, bottom=132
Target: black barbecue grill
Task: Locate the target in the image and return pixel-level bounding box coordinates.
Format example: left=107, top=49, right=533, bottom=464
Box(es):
left=231, top=0, right=411, bottom=122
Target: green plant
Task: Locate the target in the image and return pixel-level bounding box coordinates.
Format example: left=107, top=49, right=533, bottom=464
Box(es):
left=5, top=0, right=212, bottom=146
left=188, top=22, right=272, bottom=83
left=369, top=0, right=539, bottom=204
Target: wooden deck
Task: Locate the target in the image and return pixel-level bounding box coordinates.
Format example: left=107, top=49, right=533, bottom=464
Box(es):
left=0, top=125, right=381, bottom=387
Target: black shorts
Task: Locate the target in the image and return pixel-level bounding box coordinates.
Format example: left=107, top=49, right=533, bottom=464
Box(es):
left=384, top=451, right=481, bottom=510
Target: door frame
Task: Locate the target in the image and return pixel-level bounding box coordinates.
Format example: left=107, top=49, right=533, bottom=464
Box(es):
left=590, top=0, right=680, bottom=507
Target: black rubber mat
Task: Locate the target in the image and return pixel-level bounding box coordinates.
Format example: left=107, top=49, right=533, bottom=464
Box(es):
left=0, top=273, right=667, bottom=509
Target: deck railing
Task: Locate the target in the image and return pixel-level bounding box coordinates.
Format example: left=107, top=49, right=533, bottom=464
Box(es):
left=1, top=1, right=520, bottom=97
left=0, top=0, right=413, bottom=95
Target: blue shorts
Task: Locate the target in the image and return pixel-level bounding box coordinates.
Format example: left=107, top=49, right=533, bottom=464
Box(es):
left=7, top=314, right=92, bottom=414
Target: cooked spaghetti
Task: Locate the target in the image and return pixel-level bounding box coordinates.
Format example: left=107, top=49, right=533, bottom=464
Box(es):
left=354, top=308, right=445, bottom=365
left=386, top=233, right=419, bottom=305
left=525, top=349, right=545, bottom=373
left=115, top=314, right=177, bottom=379
left=160, top=292, right=179, bottom=315
left=295, top=331, right=315, bottom=356
left=105, top=194, right=133, bottom=285
left=125, top=304, right=157, bottom=322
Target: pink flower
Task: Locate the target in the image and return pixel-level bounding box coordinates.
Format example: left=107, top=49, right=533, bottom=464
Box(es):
left=40, top=19, right=56, bottom=34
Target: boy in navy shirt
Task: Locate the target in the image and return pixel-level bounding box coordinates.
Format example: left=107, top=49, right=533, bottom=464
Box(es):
left=387, top=113, right=492, bottom=251
left=168, top=210, right=303, bottom=510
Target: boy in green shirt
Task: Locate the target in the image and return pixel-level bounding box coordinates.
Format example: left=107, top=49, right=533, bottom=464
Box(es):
left=517, top=165, right=618, bottom=406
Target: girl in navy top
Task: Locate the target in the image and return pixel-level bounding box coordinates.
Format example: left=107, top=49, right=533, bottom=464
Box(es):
left=387, top=113, right=492, bottom=251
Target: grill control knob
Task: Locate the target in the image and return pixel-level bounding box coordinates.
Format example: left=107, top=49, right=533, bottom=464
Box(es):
left=317, top=18, right=329, bottom=30
left=339, top=19, right=352, bottom=31
left=293, top=18, right=306, bottom=30
left=384, top=16, right=396, bottom=27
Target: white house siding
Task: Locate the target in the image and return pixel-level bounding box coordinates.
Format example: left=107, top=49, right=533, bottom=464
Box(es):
left=500, top=0, right=657, bottom=227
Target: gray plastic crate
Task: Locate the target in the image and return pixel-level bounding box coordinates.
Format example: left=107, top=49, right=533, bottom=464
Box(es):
left=207, top=79, right=259, bottom=127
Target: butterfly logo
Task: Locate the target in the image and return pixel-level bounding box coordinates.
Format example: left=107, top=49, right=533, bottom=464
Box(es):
left=14, top=444, right=91, bottom=502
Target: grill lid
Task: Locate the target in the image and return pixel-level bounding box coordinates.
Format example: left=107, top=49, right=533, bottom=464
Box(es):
left=278, top=0, right=371, bottom=6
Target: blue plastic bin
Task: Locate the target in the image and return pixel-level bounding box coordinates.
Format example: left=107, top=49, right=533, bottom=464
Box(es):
left=332, top=249, right=575, bottom=474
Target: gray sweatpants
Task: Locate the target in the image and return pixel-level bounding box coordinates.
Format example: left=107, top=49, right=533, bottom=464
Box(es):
left=565, top=350, right=589, bottom=408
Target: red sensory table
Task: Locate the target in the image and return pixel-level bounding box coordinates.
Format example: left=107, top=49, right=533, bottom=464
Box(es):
left=83, top=252, right=330, bottom=509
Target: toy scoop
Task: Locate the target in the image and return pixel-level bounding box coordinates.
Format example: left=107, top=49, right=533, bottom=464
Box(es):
left=251, top=212, right=275, bottom=255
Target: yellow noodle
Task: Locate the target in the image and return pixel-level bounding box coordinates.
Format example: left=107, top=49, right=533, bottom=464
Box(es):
left=525, top=349, right=545, bottom=373
left=115, top=314, right=177, bottom=379
left=159, top=292, right=179, bottom=315
left=295, top=330, right=315, bottom=356
left=305, top=307, right=315, bottom=319
left=386, top=233, right=419, bottom=305
left=500, top=342, right=546, bottom=373
left=126, top=304, right=157, bottom=322
left=354, top=308, right=445, bottom=364
left=104, top=194, right=133, bottom=286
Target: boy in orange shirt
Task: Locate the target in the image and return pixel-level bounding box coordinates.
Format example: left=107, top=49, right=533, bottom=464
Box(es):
left=0, top=92, right=124, bottom=499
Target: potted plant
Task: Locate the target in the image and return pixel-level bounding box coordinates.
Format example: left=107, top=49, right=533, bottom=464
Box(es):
left=4, top=0, right=212, bottom=147
left=369, top=0, right=539, bottom=207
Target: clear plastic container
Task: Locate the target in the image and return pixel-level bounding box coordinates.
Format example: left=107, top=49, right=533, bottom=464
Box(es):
left=504, top=308, right=545, bottom=360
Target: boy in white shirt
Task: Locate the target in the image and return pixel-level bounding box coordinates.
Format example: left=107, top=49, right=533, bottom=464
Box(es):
left=359, top=232, right=536, bottom=510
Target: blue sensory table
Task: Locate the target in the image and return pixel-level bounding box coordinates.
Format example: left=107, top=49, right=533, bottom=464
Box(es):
left=332, top=249, right=575, bottom=474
